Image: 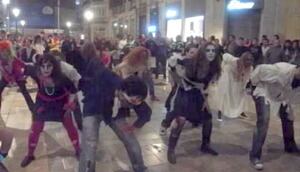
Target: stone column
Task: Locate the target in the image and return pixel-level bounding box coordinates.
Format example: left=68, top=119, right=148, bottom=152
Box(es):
left=181, top=0, right=185, bottom=39
left=159, top=0, right=167, bottom=36
left=204, top=0, right=227, bottom=40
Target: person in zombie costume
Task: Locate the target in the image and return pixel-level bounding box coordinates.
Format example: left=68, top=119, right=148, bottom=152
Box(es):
left=50, top=50, right=83, bottom=131
left=20, top=54, right=80, bottom=167
left=247, top=62, right=300, bottom=170
left=160, top=43, right=222, bottom=135
left=160, top=45, right=199, bottom=135
left=166, top=44, right=221, bottom=164
left=0, top=40, right=35, bottom=116
left=216, top=51, right=254, bottom=120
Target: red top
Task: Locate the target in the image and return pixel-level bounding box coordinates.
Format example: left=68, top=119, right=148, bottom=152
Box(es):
left=100, top=51, right=111, bottom=66
left=0, top=58, right=25, bottom=83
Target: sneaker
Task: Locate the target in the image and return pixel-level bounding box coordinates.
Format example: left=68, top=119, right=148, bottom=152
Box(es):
left=159, top=126, right=167, bottom=136
left=250, top=158, right=264, bottom=170
left=21, top=155, right=35, bottom=167
left=200, top=146, right=219, bottom=156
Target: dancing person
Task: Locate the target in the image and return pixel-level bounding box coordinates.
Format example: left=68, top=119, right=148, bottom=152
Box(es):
left=248, top=62, right=300, bottom=170
left=50, top=50, right=83, bottom=130
left=0, top=40, right=35, bottom=116
left=166, top=45, right=221, bottom=164
left=160, top=45, right=199, bottom=135
left=217, top=51, right=254, bottom=119
left=20, top=54, right=80, bottom=167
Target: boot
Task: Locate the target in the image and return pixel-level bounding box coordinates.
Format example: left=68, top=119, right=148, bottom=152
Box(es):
left=167, top=128, right=181, bottom=164
left=280, top=106, right=300, bottom=154
left=20, top=155, right=35, bottom=167
left=201, top=119, right=218, bottom=156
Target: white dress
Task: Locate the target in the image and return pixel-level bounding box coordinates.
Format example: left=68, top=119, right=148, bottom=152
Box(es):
left=216, top=53, right=253, bottom=118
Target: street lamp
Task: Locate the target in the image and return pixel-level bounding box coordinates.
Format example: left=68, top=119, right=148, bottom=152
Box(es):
left=84, top=10, right=94, bottom=41
left=12, top=8, right=20, bottom=17
left=12, top=8, right=20, bottom=35
left=20, top=20, right=25, bottom=35
left=66, top=21, right=72, bottom=35
left=66, top=21, right=72, bottom=28
left=84, top=10, right=94, bottom=22
left=20, top=20, right=25, bottom=26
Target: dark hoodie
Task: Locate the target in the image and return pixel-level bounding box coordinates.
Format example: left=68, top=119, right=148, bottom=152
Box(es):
left=79, top=58, right=121, bottom=123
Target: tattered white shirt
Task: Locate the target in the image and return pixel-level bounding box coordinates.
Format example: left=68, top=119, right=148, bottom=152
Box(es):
left=251, top=63, right=300, bottom=104
left=251, top=63, right=300, bottom=120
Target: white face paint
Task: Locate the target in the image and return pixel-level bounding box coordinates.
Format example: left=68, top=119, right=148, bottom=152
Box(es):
left=40, top=62, right=53, bottom=77
left=206, top=44, right=216, bottom=62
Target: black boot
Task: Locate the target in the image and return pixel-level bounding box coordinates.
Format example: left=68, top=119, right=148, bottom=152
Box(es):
left=282, top=121, right=300, bottom=154
left=279, top=105, right=300, bottom=154
left=167, top=127, right=182, bottom=164
left=201, top=119, right=218, bottom=156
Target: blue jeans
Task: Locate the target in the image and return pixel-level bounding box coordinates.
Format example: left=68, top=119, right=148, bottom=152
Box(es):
left=250, top=96, right=270, bottom=160
left=79, top=115, right=146, bottom=172
left=250, top=96, right=297, bottom=160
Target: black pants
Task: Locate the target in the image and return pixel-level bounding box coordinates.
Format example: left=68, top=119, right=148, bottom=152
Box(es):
left=161, top=85, right=177, bottom=128
left=155, top=56, right=167, bottom=79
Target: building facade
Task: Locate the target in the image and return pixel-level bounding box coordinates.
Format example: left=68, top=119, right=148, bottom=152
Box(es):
left=82, top=0, right=110, bottom=40
left=82, top=0, right=300, bottom=40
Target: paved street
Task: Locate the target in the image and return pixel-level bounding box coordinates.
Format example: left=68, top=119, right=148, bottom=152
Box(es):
left=1, top=81, right=300, bottom=172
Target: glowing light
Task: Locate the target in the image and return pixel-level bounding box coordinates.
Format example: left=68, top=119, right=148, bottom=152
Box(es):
left=166, top=9, right=178, bottom=18
left=12, top=8, right=20, bottom=17
left=20, top=20, right=26, bottom=26
left=148, top=25, right=157, bottom=33
left=113, top=23, right=118, bottom=27
left=66, top=21, right=72, bottom=28
left=2, top=0, right=10, bottom=5
left=80, top=34, right=85, bottom=40
left=84, top=10, right=94, bottom=22
left=227, top=0, right=255, bottom=10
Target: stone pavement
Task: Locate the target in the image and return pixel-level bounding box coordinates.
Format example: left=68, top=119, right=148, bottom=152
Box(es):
left=1, top=82, right=300, bottom=172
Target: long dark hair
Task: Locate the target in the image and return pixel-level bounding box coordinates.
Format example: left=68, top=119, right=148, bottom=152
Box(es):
left=185, top=44, right=221, bottom=87
left=81, top=42, right=97, bottom=60
left=37, top=53, right=64, bottom=85
left=205, top=43, right=222, bottom=81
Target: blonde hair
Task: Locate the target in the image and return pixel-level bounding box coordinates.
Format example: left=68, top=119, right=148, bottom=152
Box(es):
left=123, top=46, right=149, bottom=66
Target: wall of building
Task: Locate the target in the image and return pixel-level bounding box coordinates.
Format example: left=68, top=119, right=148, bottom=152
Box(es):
left=260, top=0, right=300, bottom=39
left=204, top=0, right=226, bottom=39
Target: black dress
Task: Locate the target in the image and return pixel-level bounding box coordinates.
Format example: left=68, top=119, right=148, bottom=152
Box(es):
left=169, top=71, right=214, bottom=124
left=34, top=76, right=77, bottom=122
